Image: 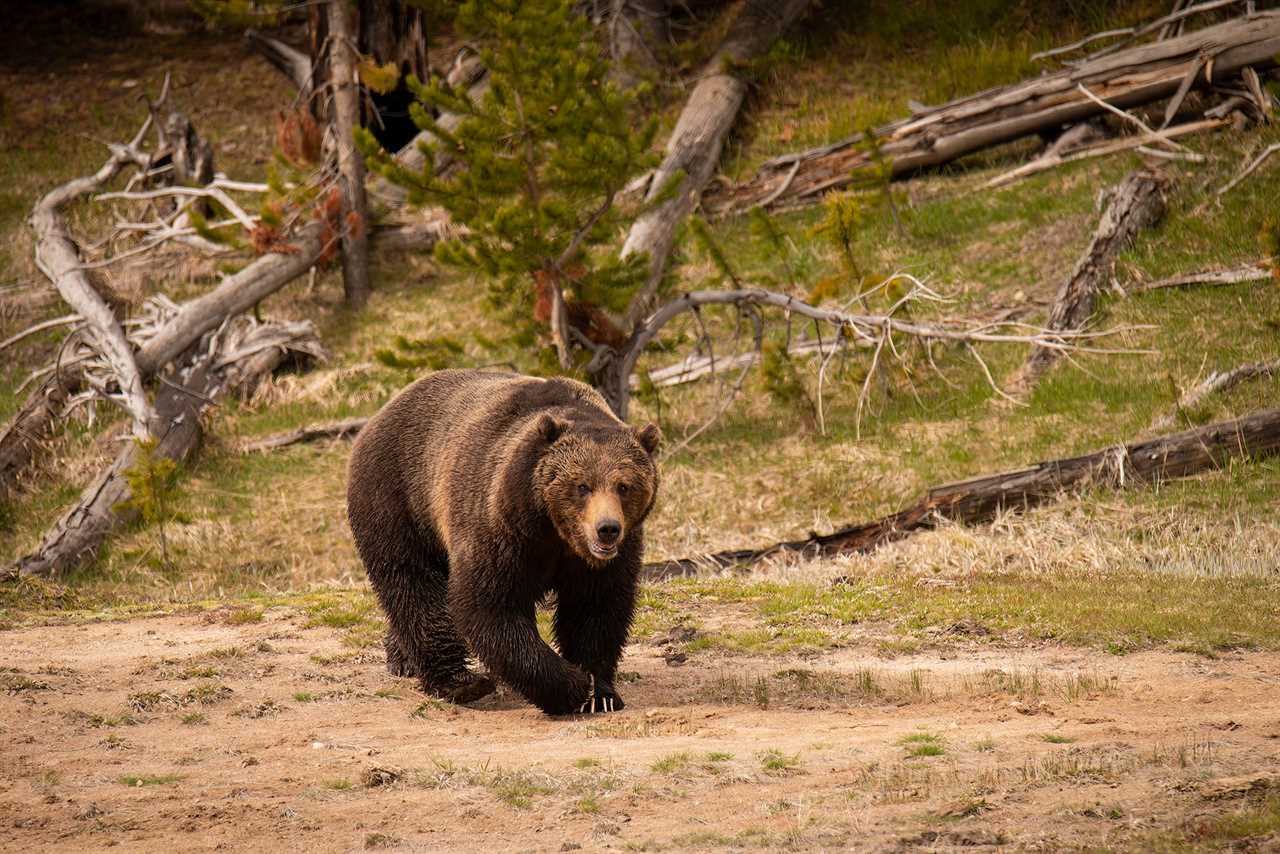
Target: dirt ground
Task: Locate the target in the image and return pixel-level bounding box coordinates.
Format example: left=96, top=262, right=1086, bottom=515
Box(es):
left=3, top=606, right=1279, bottom=853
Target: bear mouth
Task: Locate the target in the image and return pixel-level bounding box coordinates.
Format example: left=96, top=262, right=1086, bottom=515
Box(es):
left=587, top=540, right=619, bottom=561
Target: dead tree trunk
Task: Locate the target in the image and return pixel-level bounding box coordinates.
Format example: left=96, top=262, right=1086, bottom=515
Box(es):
left=704, top=11, right=1280, bottom=215
left=1007, top=168, right=1167, bottom=393
left=6, top=321, right=324, bottom=580
left=327, top=0, right=372, bottom=308
left=644, top=405, right=1280, bottom=579
left=619, top=0, right=812, bottom=327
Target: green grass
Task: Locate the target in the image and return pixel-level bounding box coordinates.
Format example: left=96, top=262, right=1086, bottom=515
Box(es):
left=650, top=752, right=693, bottom=774
left=758, top=749, right=801, bottom=775
left=898, top=732, right=946, bottom=758
left=120, top=773, right=184, bottom=787
left=1040, top=733, right=1075, bottom=744
left=645, top=565, right=1280, bottom=654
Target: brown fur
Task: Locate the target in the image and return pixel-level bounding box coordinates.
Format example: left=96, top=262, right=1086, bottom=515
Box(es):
left=346, top=369, right=659, bottom=715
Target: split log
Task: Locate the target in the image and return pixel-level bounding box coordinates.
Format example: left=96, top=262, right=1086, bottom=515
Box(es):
left=643, top=405, right=1280, bottom=579
left=1134, top=262, right=1272, bottom=292
left=1151, top=358, right=1280, bottom=431
left=1005, top=169, right=1166, bottom=394
left=619, top=0, right=813, bottom=326
left=327, top=0, right=372, bottom=308
left=704, top=11, right=1280, bottom=215
left=239, top=416, right=369, bottom=453
left=6, top=319, right=325, bottom=580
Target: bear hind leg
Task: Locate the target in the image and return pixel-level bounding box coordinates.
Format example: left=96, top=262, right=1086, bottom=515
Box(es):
left=380, top=556, right=496, bottom=704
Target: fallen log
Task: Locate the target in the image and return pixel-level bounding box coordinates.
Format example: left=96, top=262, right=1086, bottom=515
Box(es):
left=239, top=416, right=369, bottom=453
left=619, top=0, right=813, bottom=326
left=1150, top=357, right=1280, bottom=431
left=642, top=405, right=1280, bottom=579
left=1006, top=169, right=1167, bottom=394
left=704, top=11, right=1280, bottom=215
left=6, top=319, right=325, bottom=580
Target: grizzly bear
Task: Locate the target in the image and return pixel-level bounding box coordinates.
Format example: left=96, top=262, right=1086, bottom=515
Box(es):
left=346, top=369, right=660, bottom=715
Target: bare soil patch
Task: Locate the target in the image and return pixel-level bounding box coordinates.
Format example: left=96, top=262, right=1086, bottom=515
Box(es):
left=3, top=607, right=1279, bottom=852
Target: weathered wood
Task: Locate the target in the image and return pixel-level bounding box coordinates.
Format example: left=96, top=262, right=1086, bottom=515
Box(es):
left=134, top=223, right=325, bottom=377
left=328, top=0, right=372, bottom=309
left=1135, top=262, right=1271, bottom=292
left=705, top=12, right=1280, bottom=215
left=643, top=406, right=1280, bottom=579
left=6, top=321, right=323, bottom=580
left=240, top=416, right=369, bottom=453
left=1006, top=169, right=1166, bottom=394
left=246, top=30, right=313, bottom=95
left=31, top=141, right=154, bottom=436
left=619, top=0, right=812, bottom=326
left=984, top=118, right=1224, bottom=189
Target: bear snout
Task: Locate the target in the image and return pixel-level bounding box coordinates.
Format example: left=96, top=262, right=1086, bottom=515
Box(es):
left=595, top=519, right=622, bottom=545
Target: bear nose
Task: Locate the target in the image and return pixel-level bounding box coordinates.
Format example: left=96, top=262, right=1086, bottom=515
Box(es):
left=595, top=519, right=622, bottom=545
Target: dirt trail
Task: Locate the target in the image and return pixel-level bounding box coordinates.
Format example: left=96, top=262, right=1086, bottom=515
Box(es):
left=3, top=608, right=1279, bottom=852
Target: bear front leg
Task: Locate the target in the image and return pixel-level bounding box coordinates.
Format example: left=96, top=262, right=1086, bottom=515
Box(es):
left=552, top=560, right=638, bottom=712
left=448, top=585, right=593, bottom=715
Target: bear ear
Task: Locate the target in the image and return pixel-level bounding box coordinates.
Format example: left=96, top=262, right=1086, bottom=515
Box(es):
left=634, top=422, right=661, bottom=456
left=537, top=413, right=569, bottom=444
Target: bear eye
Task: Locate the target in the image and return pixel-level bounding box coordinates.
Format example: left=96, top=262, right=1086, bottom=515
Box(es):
left=616, top=483, right=630, bottom=496
left=576, top=483, right=591, bottom=497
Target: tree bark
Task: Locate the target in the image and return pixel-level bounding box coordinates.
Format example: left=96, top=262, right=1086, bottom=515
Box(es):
left=644, top=405, right=1280, bottom=579
left=1006, top=169, right=1166, bottom=394
left=619, top=0, right=812, bottom=327
left=327, top=0, right=372, bottom=309
left=704, top=11, right=1280, bottom=215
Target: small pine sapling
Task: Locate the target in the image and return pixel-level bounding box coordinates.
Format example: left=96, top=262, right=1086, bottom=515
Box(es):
left=115, top=438, right=182, bottom=571
left=359, top=0, right=659, bottom=371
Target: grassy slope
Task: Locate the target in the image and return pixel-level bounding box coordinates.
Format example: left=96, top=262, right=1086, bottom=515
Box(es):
left=2, top=1, right=1279, bottom=670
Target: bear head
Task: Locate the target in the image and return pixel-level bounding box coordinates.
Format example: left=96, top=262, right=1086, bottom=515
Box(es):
left=533, top=414, right=660, bottom=567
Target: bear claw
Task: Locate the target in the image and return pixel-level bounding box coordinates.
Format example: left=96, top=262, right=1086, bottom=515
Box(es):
left=577, top=675, right=622, bottom=714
